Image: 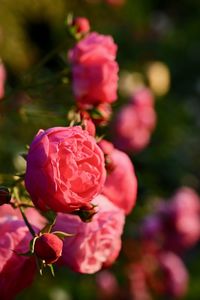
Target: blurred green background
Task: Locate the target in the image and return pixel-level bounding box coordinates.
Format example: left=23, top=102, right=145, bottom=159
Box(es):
left=0, top=0, right=200, bottom=299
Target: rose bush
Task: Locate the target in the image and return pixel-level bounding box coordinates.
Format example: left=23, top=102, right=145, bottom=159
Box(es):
left=54, top=194, right=125, bottom=274
left=113, top=88, right=156, bottom=152
left=68, top=32, right=119, bottom=107
left=25, top=126, right=106, bottom=213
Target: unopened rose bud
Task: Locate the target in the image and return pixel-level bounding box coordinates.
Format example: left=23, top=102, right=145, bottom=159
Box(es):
left=73, top=204, right=97, bottom=222
left=0, top=187, right=11, bottom=206
left=73, top=17, right=90, bottom=35
left=34, top=233, right=63, bottom=264
left=80, top=111, right=96, bottom=136
left=91, top=103, right=112, bottom=126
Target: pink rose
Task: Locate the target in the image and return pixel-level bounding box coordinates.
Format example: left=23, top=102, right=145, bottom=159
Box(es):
left=0, top=217, right=36, bottom=300
left=130, top=88, right=154, bottom=107
left=96, top=270, right=119, bottom=299
left=167, top=187, right=200, bottom=250
left=102, top=144, right=138, bottom=214
left=141, top=187, right=200, bottom=252
left=0, top=204, right=47, bottom=230
left=69, top=32, right=119, bottom=107
left=54, top=194, right=125, bottom=274
left=157, top=252, right=188, bottom=298
left=113, top=88, right=156, bottom=152
left=25, top=126, right=106, bottom=213
left=0, top=62, right=6, bottom=99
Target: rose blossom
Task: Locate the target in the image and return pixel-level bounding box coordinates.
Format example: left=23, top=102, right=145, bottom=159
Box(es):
left=100, top=141, right=137, bottom=215
left=96, top=270, right=119, bottom=299
left=113, top=88, right=156, bottom=152
left=141, top=187, right=200, bottom=252
left=165, top=187, right=200, bottom=250
left=25, top=126, right=106, bottom=213
left=156, top=252, right=188, bottom=298
left=68, top=32, right=119, bottom=107
left=54, top=194, right=125, bottom=274
left=0, top=216, right=36, bottom=300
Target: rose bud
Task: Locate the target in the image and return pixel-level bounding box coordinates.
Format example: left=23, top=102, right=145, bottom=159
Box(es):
left=34, top=233, right=63, bottom=264
left=91, top=103, right=112, bottom=126
left=73, top=17, right=90, bottom=35
left=0, top=187, right=11, bottom=206
left=80, top=110, right=96, bottom=136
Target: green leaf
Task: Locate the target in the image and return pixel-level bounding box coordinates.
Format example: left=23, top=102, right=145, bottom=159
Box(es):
left=48, top=264, right=55, bottom=277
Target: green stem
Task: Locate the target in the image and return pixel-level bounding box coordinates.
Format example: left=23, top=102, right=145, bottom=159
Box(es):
left=19, top=206, right=36, bottom=237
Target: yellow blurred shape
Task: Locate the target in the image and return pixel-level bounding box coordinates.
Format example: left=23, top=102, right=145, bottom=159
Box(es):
left=119, top=71, right=145, bottom=97
left=146, top=61, right=170, bottom=96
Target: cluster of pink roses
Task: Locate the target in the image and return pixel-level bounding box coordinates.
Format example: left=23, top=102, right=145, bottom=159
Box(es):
left=95, top=187, right=199, bottom=300
left=127, top=187, right=200, bottom=299
left=141, top=187, right=200, bottom=252
left=113, top=88, right=157, bottom=152
left=0, top=17, right=139, bottom=299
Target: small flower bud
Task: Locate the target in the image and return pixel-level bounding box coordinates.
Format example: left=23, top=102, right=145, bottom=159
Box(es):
left=0, top=187, right=11, bottom=206
left=91, top=103, right=112, bottom=126
left=73, top=204, right=97, bottom=222
left=73, top=17, right=90, bottom=35
left=80, top=111, right=96, bottom=136
left=34, top=233, right=63, bottom=264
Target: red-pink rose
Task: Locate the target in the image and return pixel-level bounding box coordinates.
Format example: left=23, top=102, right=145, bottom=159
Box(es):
left=168, top=187, right=200, bottom=249
left=102, top=145, right=138, bottom=214
left=157, top=252, right=188, bottom=298
left=113, top=88, right=156, bottom=152
left=69, top=32, right=119, bottom=107
left=141, top=187, right=200, bottom=252
left=0, top=62, right=6, bottom=100
left=0, top=217, right=36, bottom=300
left=54, top=194, right=125, bottom=274
left=25, top=126, right=106, bottom=213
